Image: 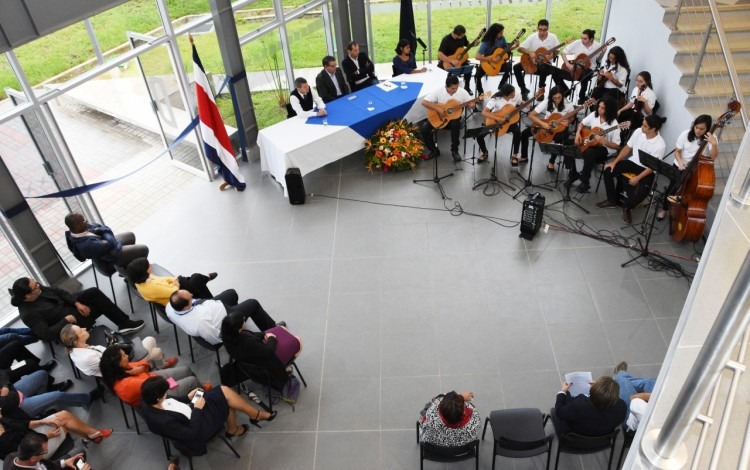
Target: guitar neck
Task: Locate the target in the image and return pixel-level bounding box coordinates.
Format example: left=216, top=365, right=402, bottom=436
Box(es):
left=596, top=125, right=621, bottom=137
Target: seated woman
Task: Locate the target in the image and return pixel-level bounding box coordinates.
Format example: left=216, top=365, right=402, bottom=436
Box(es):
left=617, top=71, right=657, bottom=134
left=126, top=257, right=216, bottom=307
left=393, top=39, right=427, bottom=76
left=590, top=46, right=630, bottom=105
left=418, top=391, right=480, bottom=447
left=60, top=324, right=177, bottom=377
left=519, top=86, right=574, bottom=171
left=0, top=409, right=112, bottom=460
left=552, top=376, right=627, bottom=436
left=220, top=312, right=302, bottom=391
left=0, top=370, right=96, bottom=419
left=140, top=376, right=276, bottom=456
left=99, top=345, right=199, bottom=407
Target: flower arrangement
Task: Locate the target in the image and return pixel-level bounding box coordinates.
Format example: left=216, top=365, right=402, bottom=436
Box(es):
left=364, top=119, right=425, bottom=172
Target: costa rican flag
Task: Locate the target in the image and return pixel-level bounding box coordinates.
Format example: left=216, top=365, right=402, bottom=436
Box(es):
left=192, top=41, right=246, bottom=191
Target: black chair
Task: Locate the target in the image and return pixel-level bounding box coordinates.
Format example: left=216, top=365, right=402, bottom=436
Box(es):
left=230, top=357, right=307, bottom=413
left=150, top=301, right=182, bottom=356
left=616, top=427, right=636, bottom=469
left=91, top=259, right=134, bottom=312
left=188, top=336, right=223, bottom=367
left=416, top=421, right=479, bottom=470
left=482, top=408, right=553, bottom=470
left=161, top=428, right=240, bottom=470
left=554, top=429, right=620, bottom=470
left=118, top=397, right=142, bottom=434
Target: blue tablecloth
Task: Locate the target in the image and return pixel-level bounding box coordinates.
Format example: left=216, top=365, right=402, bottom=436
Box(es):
left=306, top=82, right=423, bottom=138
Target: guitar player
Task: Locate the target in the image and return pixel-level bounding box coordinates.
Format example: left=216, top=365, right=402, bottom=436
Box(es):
left=476, top=83, right=523, bottom=165
left=420, top=75, right=473, bottom=162
left=561, top=29, right=603, bottom=104
left=474, top=23, right=515, bottom=95
left=437, top=25, right=473, bottom=95
left=514, top=19, right=568, bottom=101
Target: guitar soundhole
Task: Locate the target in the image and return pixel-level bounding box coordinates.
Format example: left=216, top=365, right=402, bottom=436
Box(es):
left=447, top=107, right=455, bottom=114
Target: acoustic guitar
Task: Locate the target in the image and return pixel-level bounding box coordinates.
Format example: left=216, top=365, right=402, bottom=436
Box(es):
left=532, top=98, right=596, bottom=144
left=480, top=29, right=525, bottom=76
left=440, top=28, right=486, bottom=69
left=520, top=37, right=575, bottom=74
left=577, top=121, right=630, bottom=153
left=483, top=88, right=545, bottom=137
left=426, top=92, right=491, bottom=129
left=564, top=37, right=615, bottom=81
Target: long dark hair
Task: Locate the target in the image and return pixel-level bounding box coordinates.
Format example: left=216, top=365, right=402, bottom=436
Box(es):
left=99, top=346, right=129, bottom=390
left=546, top=87, right=566, bottom=113
left=606, top=46, right=629, bottom=73
left=126, top=257, right=150, bottom=284
left=637, top=71, right=653, bottom=90
left=395, top=38, right=410, bottom=56
left=645, top=114, right=667, bottom=132
left=601, top=97, right=618, bottom=124
left=688, top=114, right=712, bottom=142
left=483, top=23, right=504, bottom=44
left=220, top=312, right=245, bottom=342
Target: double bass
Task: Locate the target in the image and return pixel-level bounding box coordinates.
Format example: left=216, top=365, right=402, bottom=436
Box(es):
left=669, top=100, right=741, bottom=242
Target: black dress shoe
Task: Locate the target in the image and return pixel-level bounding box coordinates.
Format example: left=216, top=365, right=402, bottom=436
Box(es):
left=276, top=321, right=287, bottom=328
left=595, top=200, right=619, bottom=209
left=576, top=182, right=591, bottom=193
left=50, top=379, right=73, bottom=392
left=428, top=148, right=440, bottom=159
left=40, top=360, right=57, bottom=372
left=451, top=150, right=462, bottom=162
left=208, top=272, right=218, bottom=281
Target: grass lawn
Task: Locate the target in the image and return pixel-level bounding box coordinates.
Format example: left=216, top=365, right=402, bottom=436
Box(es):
left=1, top=0, right=605, bottom=130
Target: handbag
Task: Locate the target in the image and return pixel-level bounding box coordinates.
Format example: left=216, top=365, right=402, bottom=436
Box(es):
left=89, top=325, right=134, bottom=360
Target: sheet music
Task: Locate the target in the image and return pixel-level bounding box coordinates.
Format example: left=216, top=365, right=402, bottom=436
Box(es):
left=564, top=371, right=593, bottom=397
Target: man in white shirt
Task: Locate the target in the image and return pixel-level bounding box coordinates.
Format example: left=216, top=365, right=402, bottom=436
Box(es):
left=288, top=77, right=327, bottom=119
left=420, top=75, right=473, bottom=161
left=315, top=55, right=350, bottom=103
left=166, top=289, right=282, bottom=345
left=514, top=19, right=567, bottom=101
left=561, top=29, right=603, bottom=104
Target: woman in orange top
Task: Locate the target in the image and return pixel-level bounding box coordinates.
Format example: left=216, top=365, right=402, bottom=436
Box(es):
left=99, top=346, right=200, bottom=407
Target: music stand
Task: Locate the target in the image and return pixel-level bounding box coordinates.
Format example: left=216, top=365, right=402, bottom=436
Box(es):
left=621, top=150, right=677, bottom=268
left=414, top=146, right=453, bottom=200
left=472, top=125, right=515, bottom=194
left=512, top=135, right=552, bottom=200
left=541, top=142, right=589, bottom=213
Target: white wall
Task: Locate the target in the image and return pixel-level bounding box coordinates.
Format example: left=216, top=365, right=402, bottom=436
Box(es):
left=606, top=0, right=694, bottom=155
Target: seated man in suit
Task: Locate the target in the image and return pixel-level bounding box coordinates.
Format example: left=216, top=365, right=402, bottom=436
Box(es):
left=341, top=41, right=378, bottom=91
left=64, top=212, right=149, bottom=268
left=288, top=77, right=327, bottom=119
left=166, top=289, right=282, bottom=346
left=315, top=55, right=350, bottom=103
left=552, top=375, right=627, bottom=437
left=4, top=433, right=90, bottom=470
left=10, top=277, right=145, bottom=342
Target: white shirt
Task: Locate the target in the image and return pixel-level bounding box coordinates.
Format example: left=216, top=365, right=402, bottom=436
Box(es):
left=627, top=398, right=648, bottom=431
left=628, top=86, right=657, bottom=117
left=485, top=93, right=521, bottom=112
left=627, top=128, right=666, bottom=167
left=601, top=62, right=629, bottom=92
left=675, top=129, right=713, bottom=165
left=424, top=86, right=472, bottom=105
left=521, top=32, right=560, bottom=52
left=533, top=98, right=574, bottom=119
left=289, top=88, right=326, bottom=119
left=166, top=299, right=228, bottom=345
left=70, top=345, right=106, bottom=377
left=581, top=111, right=621, bottom=154
left=564, top=39, right=603, bottom=69
left=329, top=71, right=343, bottom=96
left=163, top=397, right=193, bottom=420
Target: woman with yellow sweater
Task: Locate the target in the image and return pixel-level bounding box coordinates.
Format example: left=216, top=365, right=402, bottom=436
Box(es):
left=126, top=258, right=216, bottom=306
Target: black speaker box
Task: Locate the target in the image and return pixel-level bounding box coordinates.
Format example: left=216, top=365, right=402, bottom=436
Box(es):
left=285, top=168, right=306, bottom=205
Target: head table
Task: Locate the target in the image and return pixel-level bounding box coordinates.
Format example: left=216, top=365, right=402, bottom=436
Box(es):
left=259, top=66, right=448, bottom=196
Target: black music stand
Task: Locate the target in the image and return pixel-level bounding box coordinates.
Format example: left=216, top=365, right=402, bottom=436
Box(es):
left=541, top=142, right=589, bottom=213
left=513, top=135, right=552, bottom=200
left=621, top=150, right=677, bottom=268
left=472, top=124, right=516, bottom=195
left=414, top=148, right=453, bottom=200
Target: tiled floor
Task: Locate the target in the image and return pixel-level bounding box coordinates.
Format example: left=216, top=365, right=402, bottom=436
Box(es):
left=15, top=113, right=695, bottom=469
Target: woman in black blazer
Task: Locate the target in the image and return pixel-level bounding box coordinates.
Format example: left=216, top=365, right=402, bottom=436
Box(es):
left=140, top=376, right=276, bottom=455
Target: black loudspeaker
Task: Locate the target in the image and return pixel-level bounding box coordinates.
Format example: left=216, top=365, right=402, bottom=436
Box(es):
left=520, top=192, right=545, bottom=240
left=285, top=168, right=306, bottom=205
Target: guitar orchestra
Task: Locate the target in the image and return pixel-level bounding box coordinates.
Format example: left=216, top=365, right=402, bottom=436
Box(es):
left=312, top=18, right=740, bottom=241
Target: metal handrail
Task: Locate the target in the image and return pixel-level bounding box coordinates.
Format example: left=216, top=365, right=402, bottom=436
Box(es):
left=686, top=21, right=712, bottom=95
left=671, top=0, right=685, bottom=30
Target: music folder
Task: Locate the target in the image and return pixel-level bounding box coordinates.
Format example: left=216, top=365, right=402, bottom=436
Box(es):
left=639, top=150, right=678, bottom=182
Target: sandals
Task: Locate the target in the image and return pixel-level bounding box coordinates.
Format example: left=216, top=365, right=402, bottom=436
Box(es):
left=478, top=152, right=489, bottom=163
left=511, top=157, right=519, bottom=167
left=87, top=429, right=113, bottom=444
left=224, top=424, right=249, bottom=438
left=516, top=156, right=529, bottom=164
left=546, top=163, right=556, bottom=173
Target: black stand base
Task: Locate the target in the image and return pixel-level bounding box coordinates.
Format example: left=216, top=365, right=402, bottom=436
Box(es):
left=513, top=137, right=552, bottom=200
left=414, top=154, right=453, bottom=200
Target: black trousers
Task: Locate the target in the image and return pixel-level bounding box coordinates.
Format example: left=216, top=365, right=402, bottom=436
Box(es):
left=602, top=160, right=655, bottom=209
left=477, top=123, right=520, bottom=155
left=475, top=62, right=511, bottom=94
left=0, top=340, right=42, bottom=382
left=514, top=62, right=568, bottom=94
left=420, top=118, right=461, bottom=153
left=521, top=128, right=569, bottom=164
left=75, top=287, right=133, bottom=329
left=576, top=146, right=610, bottom=185
left=228, top=299, right=276, bottom=332
left=177, top=274, right=213, bottom=300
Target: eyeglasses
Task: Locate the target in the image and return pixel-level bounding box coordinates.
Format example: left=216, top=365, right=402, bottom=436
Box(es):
left=538, top=28, right=548, bottom=32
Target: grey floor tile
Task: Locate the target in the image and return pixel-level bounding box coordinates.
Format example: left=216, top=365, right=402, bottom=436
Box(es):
left=249, top=432, right=316, bottom=468
left=500, top=370, right=564, bottom=412
left=381, top=376, right=441, bottom=429
left=436, top=329, right=496, bottom=376
left=639, top=277, right=691, bottom=318
left=536, top=282, right=600, bottom=325
left=575, top=246, right=636, bottom=282
left=318, top=378, right=381, bottom=430
left=656, top=317, right=680, bottom=346
left=379, top=289, right=435, bottom=331
left=381, top=430, right=421, bottom=470
left=589, top=280, right=652, bottom=322
left=380, top=223, right=429, bottom=256
left=330, top=257, right=383, bottom=293
left=379, top=255, right=433, bottom=292
left=494, top=325, right=558, bottom=377
left=327, top=292, right=381, bottom=336
left=485, top=282, right=547, bottom=327
left=381, top=329, right=439, bottom=377
left=284, top=226, right=335, bottom=260
left=334, top=224, right=384, bottom=258
left=428, top=222, right=479, bottom=254
left=603, top=319, right=669, bottom=366
left=280, top=259, right=332, bottom=295
left=315, top=431, right=381, bottom=469
left=547, top=322, right=615, bottom=371
left=528, top=249, right=586, bottom=284
left=323, top=331, right=380, bottom=379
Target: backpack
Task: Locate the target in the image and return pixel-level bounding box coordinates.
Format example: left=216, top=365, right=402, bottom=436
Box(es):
left=271, top=374, right=301, bottom=409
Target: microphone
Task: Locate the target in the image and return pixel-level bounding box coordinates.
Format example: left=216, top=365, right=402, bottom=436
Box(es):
left=410, top=30, right=428, bottom=49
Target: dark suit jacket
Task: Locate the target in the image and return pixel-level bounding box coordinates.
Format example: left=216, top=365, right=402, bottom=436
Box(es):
left=341, top=52, right=377, bottom=91
left=554, top=391, right=627, bottom=437
left=3, top=453, right=65, bottom=470
left=223, top=330, right=287, bottom=390
left=18, top=286, right=81, bottom=341
left=315, top=67, right=350, bottom=103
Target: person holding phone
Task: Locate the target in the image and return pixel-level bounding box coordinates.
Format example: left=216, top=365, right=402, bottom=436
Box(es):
left=4, top=433, right=91, bottom=470
left=140, top=376, right=277, bottom=456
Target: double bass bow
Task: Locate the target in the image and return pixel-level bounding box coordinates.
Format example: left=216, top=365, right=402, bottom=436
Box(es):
left=669, top=100, right=741, bottom=242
